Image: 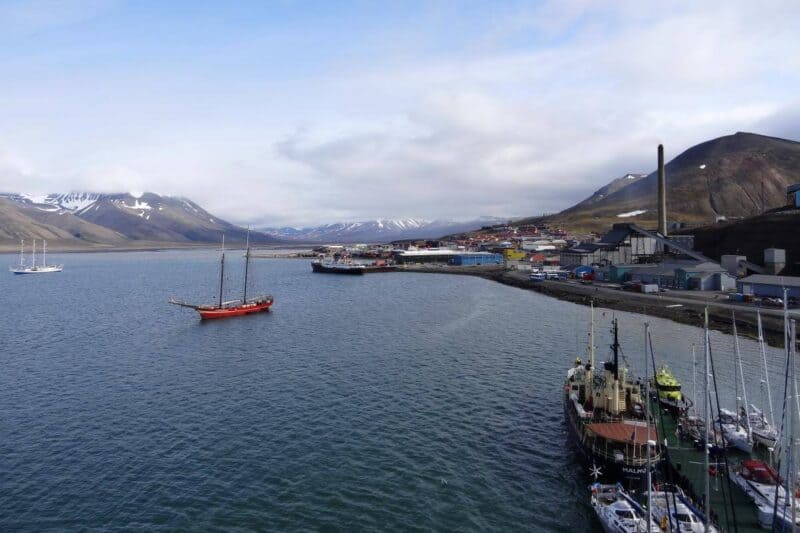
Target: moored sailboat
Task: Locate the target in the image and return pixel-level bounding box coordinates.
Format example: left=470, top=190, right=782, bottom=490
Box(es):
left=590, top=483, right=660, bottom=532
left=9, top=239, right=63, bottom=274
left=170, top=233, right=273, bottom=319
left=730, top=458, right=800, bottom=529
left=745, top=311, right=778, bottom=449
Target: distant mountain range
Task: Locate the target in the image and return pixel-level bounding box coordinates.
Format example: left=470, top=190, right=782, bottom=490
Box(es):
left=0, top=192, right=279, bottom=248
left=521, top=132, right=800, bottom=231
left=261, top=217, right=507, bottom=243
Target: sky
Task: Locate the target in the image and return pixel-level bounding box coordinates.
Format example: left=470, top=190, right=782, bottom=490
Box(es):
left=1, top=0, right=799, bottom=227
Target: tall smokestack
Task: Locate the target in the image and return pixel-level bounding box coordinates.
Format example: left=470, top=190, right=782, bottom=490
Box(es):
left=657, top=144, right=667, bottom=236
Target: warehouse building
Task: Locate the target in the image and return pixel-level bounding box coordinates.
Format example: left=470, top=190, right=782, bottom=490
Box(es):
left=395, top=249, right=459, bottom=264
left=737, top=274, right=800, bottom=299
left=395, top=250, right=503, bottom=265
left=449, top=252, right=503, bottom=266
left=788, top=183, right=800, bottom=208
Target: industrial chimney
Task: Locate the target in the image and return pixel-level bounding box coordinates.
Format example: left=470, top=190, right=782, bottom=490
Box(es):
left=657, top=144, right=667, bottom=236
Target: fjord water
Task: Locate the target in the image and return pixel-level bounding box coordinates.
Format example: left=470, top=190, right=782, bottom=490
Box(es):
left=0, top=251, right=785, bottom=531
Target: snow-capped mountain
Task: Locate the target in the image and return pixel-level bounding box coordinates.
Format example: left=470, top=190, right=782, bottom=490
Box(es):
left=0, top=191, right=279, bottom=245
left=261, top=217, right=506, bottom=243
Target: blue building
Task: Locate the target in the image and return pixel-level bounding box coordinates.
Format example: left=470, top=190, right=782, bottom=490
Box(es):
left=737, top=274, right=800, bottom=299
left=788, top=183, right=800, bottom=207
left=449, top=253, right=503, bottom=266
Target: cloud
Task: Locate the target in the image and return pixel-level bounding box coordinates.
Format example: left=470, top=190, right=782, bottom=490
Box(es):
left=0, top=1, right=798, bottom=226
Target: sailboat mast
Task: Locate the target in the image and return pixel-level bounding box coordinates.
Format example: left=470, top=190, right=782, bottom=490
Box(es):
left=692, top=344, right=697, bottom=415
left=732, top=311, right=752, bottom=441
left=32, top=239, right=36, bottom=268
left=758, top=311, right=776, bottom=428
left=644, top=322, right=652, bottom=529
left=788, top=318, right=797, bottom=531
left=612, top=318, right=619, bottom=381
left=19, top=239, right=24, bottom=266
left=704, top=308, right=711, bottom=532
left=589, top=301, right=595, bottom=372
left=219, top=235, right=225, bottom=308
left=43, top=240, right=46, bottom=266
left=242, top=229, right=250, bottom=303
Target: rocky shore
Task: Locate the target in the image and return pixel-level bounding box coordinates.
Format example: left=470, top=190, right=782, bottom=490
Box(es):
left=401, top=264, right=795, bottom=348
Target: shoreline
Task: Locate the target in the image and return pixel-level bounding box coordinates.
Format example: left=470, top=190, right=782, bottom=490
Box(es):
left=401, top=264, right=796, bottom=348
left=0, top=243, right=312, bottom=254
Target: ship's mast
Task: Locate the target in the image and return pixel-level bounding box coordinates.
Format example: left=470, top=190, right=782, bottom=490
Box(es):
left=32, top=239, right=36, bottom=268
left=218, top=234, right=225, bottom=308
left=242, top=229, right=250, bottom=303
left=43, top=240, right=46, bottom=267
left=19, top=239, right=24, bottom=266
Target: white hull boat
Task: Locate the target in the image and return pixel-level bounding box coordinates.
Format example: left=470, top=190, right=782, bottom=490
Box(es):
left=9, top=239, right=63, bottom=274
left=591, top=483, right=660, bottom=533
left=730, top=459, right=800, bottom=529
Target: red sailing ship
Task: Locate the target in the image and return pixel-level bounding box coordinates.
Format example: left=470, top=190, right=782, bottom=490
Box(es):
left=170, top=233, right=273, bottom=319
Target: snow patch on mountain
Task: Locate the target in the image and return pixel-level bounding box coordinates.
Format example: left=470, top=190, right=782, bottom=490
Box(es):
left=617, top=209, right=647, bottom=218
left=261, top=217, right=505, bottom=243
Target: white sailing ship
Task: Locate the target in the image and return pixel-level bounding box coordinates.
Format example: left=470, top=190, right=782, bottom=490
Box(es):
left=9, top=239, right=63, bottom=274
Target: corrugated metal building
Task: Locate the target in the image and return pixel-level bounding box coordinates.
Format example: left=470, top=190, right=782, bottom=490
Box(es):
left=787, top=184, right=800, bottom=207
left=737, top=274, right=800, bottom=298
left=396, top=250, right=459, bottom=264
left=675, top=263, right=736, bottom=291
left=449, top=253, right=503, bottom=266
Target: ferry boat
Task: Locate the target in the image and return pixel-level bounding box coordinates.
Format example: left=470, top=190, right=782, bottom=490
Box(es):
left=564, top=308, right=662, bottom=484
left=170, top=233, right=273, bottom=319
left=311, top=256, right=397, bottom=274
left=9, top=239, right=63, bottom=274
left=651, top=365, right=693, bottom=416
left=311, top=260, right=366, bottom=275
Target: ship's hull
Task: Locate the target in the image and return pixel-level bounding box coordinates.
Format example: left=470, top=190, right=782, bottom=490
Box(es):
left=10, top=266, right=63, bottom=274
left=564, top=395, right=660, bottom=485
left=657, top=395, right=693, bottom=417
left=198, top=299, right=273, bottom=319
left=311, top=262, right=365, bottom=275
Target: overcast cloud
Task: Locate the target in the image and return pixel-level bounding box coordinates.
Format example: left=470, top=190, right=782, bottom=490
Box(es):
left=1, top=0, right=799, bottom=226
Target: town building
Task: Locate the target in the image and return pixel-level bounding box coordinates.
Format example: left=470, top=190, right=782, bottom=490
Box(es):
left=559, top=223, right=706, bottom=267
left=737, top=274, right=800, bottom=299
left=787, top=183, right=800, bottom=207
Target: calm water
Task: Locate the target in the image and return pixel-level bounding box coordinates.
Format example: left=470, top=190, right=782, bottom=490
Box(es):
left=0, top=250, right=787, bottom=531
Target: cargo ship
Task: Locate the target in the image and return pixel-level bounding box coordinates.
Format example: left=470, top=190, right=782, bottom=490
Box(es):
left=564, top=307, right=661, bottom=484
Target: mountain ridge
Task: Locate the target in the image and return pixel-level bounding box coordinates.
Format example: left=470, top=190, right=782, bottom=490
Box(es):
left=521, top=132, right=800, bottom=231
left=261, top=217, right=507, bottom=243
left=0, top=191, right=280, bottom=247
